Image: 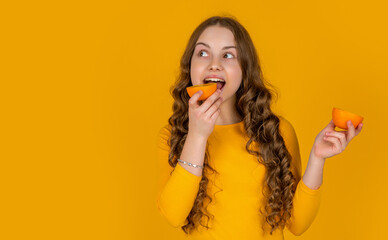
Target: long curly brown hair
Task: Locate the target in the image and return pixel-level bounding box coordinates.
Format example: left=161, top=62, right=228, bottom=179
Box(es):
left=166, top=15, right=297, bottom=235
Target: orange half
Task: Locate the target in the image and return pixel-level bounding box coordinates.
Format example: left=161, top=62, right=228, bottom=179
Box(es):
left=186, top=83, right=217, bottom=101
left=332, top=107, right=363, bottom=130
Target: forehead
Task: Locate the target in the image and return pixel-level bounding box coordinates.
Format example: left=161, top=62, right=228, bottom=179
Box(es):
left=196, top=26, right=235, bottom=46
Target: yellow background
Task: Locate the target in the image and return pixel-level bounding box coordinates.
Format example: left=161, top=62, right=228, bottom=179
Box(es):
left=1, top=0, right=387, bottom=239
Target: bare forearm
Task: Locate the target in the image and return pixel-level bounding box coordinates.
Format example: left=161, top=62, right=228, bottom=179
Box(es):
left=178, top=132, right=207, bottom=177
left=302, top=150, right=325, bottom=190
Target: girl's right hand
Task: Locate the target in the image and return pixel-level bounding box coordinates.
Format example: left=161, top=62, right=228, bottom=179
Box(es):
left=188, top=89, right=224, bottom=139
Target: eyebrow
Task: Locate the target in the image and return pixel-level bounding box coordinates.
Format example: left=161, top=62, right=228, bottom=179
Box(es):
left=195, top=42, right=236, bottom=50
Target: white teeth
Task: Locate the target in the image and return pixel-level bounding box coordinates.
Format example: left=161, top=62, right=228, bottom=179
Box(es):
left=204, top=78, right=225, bottom=83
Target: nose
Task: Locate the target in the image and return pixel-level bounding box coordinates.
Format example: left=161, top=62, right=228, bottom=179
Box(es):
left=208, top=57, right=223, bottom=71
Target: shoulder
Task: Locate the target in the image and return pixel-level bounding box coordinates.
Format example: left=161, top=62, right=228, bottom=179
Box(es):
left=157, top=123, right=172, bottom=151
left=278, top=116, right=296, bottom=135
left=278, top=115, right=298, bottom=144
left=158, top=123, right=172, bottom=137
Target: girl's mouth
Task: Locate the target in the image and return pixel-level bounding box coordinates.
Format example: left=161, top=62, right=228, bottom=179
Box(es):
left=217, top=82, right=225, bottom=90
left=204, top=78, right=226, bottom=90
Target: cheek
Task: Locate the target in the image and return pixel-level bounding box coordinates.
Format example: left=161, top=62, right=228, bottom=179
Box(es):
left=227, top=63, right=242, bottom=80
left=190, top=60, right=205, bottom=83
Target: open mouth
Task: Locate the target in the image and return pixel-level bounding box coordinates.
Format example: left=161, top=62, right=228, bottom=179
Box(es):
left=204, top=79, right=226, bottom=90
left=209, top=81, right=225, bottom=90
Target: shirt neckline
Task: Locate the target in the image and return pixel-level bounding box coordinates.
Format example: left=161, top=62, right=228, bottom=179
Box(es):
left=214, top=120, right=244, bottom=128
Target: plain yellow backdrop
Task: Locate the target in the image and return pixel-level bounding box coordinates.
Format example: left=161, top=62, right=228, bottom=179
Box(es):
left=1, top=0, right=387, bottom=239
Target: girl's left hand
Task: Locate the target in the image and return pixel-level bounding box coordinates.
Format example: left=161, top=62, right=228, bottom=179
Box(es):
left=312, top=119, right=363, bottom=160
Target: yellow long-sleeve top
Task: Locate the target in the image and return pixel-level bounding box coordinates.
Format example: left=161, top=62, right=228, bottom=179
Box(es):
left=156, top=116, right=323, bottom=239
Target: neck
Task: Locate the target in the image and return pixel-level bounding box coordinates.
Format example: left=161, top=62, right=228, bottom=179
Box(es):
left=215, top=94, right=243, bottom=125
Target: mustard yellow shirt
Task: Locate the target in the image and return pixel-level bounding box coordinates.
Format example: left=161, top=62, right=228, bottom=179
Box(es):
left=156, top=116, right=323, bottom=239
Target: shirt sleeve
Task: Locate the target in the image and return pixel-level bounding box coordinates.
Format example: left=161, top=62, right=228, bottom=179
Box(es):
left=155, top=124, right=202, bottom=228
left=279, top=117, right=324, bottom=236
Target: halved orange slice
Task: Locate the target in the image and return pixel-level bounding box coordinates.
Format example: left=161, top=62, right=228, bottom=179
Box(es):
left=186, top=83, right=217, bottom=101
left=332, top=107, right=363, bottom=130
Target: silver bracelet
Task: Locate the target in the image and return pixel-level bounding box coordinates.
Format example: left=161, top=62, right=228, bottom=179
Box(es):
left=177, top=159, right=204, bottom=169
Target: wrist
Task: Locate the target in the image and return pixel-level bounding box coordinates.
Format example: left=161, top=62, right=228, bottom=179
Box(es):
left=187, top=131, right=208, bottom=143
left=310, top=149, right=326, bottom=165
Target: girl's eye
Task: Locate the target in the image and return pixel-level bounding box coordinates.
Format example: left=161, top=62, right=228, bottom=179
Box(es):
left=199, top=50, right=208, bottom=57
left=224, top=53, right=234, bottom=59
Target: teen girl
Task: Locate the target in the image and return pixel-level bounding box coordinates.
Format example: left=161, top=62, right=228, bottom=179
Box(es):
left=156, top=16, right=363, bottom=239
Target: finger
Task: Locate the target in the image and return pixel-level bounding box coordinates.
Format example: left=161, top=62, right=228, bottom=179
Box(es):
left=198, top=89, right=222, bottom=112
left=346, top=120, right=355, bottom=142
left=355, top=122, right=363, bottom=135
left=204, top=97, right=223, bottom=117
left=189, top=90, right=204, bottom=108
left=211, top=109, right=221, bottom=121
left=326, top=131, right=347, bottom=149
left=323, top=136, right=341, bottom=152
left=326, top=119, right=336, bottom=131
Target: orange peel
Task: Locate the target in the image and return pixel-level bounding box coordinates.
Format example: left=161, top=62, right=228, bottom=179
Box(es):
left=186, top=83, right=217, bottom=101
left=332, top=107, right=363, bottom=130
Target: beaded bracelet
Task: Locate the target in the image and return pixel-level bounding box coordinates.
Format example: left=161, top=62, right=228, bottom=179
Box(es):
left=177, top=159, right=204, bottom=169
